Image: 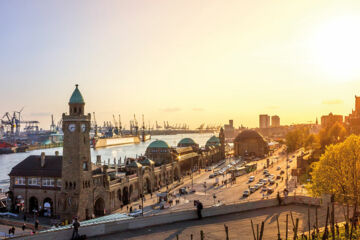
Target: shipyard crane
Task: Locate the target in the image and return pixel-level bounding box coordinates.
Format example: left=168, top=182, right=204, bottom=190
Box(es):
left=156, top=121, right=162, bottom=129
left=197, top=123, right=205, bottom=130
left=142, top=114, right=145, bottom=132
left=1, top=109, right=39, bottom=135
left=118, top=114, right=122, bottom=135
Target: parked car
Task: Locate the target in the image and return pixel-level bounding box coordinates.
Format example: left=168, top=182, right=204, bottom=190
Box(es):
left=250, top=187, right=256, bottom=193
left=261, top=186, right=267, bottom=192
left=289, top=159, right=293, bottom=163
left=276, top=175, right=281, bottom=180
left=243, top=190, right=250, bottom=197
left=209, top=174, right=216, bottom=179
left=280, top=170, right=285, bottom=175
left=276, top=166, right=281, bottom=170
left=248, top=176, right=255, bottom=182
left=269, top=179, right=275, bottom=185
left=267, top=188, right=274, bottom=194
left=264, top=172, right=270, bottom=177
left=263, top=169, right=269, bottom=174
left=254, top=184, right=262, bottom=190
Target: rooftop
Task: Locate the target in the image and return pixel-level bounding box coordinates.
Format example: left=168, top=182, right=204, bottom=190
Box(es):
left=147, top=140, right=170, bottom=149
left=69, top=84, right=85, bottom=104
left=9, top=155, right=62, bottom=177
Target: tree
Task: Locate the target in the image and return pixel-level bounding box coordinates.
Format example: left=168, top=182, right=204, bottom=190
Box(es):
left=285, top=127, right=311, bottom=152
left=308, top=135, right=360, bottom=220
left=319, top=122, right=347, bottom=151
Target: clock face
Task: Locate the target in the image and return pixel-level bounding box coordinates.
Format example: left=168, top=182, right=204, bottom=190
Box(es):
left=81, top=124, right=86, bottom=132
left=68, top=124, right=76, bottom=132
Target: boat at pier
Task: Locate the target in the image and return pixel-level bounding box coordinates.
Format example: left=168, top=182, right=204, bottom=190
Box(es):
left=92, top=135, right=141, bottom=148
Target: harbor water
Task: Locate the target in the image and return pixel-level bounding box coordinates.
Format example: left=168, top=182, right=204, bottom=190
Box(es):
left=0, top=133, right=214, bottom=191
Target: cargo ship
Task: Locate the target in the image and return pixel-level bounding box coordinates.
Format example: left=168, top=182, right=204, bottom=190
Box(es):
left=0, top=141, right=17, bottom=154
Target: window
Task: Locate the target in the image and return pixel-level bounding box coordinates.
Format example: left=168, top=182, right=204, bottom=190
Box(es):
left=42, top=178, right=54, bottom=187
left=57, top=179, right=62, bottom=188
left=15, top=177, right=25, bottom=185
left=83, top=162, right=88, bottom=171
left=28, top=177, right=40, bottom=186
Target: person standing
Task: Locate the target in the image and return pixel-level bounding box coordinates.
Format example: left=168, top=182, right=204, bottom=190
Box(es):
left=71, top=217, right=80, bottom=240
left=22, top=223, right=26, bottom=231
left=35, top=220, right=39, bottom=231
left=195, top=200, right=203, bottom=219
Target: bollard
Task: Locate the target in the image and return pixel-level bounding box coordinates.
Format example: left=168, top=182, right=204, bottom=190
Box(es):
left=224, top=224, right=229, bottom=240
left=200, top=230, right=204, bottom=240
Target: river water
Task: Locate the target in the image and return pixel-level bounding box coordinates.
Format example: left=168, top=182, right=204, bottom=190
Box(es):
left=0, top=133, right=214, bottom=191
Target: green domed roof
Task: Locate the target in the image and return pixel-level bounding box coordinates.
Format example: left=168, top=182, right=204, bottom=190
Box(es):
left=69, top=84, right=85, bottom=104
left=178, top=138, right=196, bottom=145
left=206, top=136, right=220, bottom=146
left=148, top=140, right=169, bottom=148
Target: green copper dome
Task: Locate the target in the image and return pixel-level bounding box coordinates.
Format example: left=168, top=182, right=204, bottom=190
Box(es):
left=206, top=135, right=220, bottom=146
left=147, top=140, right=170, bottom=148
left=178, top=138, right=196, bottom=145
left=69, top=84, right=85, bottom=104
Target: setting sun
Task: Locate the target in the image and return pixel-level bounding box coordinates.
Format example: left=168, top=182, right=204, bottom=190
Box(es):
left=311, top=16, right=360, bottom=80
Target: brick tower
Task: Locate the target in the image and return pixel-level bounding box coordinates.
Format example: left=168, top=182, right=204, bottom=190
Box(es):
left=219, top=127, right=225, bottom=159
left=60, top=84, right=93, bottom=221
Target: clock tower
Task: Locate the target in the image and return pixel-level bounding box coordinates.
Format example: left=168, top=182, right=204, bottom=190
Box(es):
left=60, top=84, right=93, bottom=221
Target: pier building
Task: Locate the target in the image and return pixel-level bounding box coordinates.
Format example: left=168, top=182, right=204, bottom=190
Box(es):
left=8, top=85, right=225, bottom=222
left=233, top=130, right=268, bottom=158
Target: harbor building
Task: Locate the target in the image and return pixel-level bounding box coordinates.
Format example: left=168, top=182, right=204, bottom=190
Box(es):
left=177, top=138, right=199, bottom=150
left=233, top=130, right=268, bottom=158
left=259, top=114, right=270, bottom=129
left=8, top=85, right=225, bottom=222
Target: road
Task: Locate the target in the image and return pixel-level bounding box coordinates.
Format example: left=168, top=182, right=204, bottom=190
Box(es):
left=117, top=145, right=304, bottom=216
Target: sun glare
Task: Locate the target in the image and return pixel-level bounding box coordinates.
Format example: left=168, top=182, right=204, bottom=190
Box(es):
left=311, top=16, right=360, bottom=80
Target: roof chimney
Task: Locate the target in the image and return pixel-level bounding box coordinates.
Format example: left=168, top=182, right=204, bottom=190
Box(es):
left=55, top=151, right=59, bottom=156
left=41, top=152, right=45, bottom=168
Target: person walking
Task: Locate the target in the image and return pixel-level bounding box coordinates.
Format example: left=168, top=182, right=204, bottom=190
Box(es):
left=22, top=223, right=26, bottom=231
left=71, top=217, right=80, bottom=240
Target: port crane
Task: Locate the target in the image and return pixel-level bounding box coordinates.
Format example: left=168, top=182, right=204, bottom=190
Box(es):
left=1, top=109, right=39, bottom=136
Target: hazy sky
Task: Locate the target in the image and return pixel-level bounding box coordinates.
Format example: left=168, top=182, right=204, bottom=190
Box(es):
left=2, top=0, right=360, bottom=129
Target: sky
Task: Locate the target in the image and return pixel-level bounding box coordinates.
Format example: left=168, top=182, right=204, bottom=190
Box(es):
left=2, top=0, right=360, bottom=129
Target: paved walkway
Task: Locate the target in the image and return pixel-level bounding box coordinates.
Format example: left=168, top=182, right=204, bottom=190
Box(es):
left=90, top=204, right=345, bottom=240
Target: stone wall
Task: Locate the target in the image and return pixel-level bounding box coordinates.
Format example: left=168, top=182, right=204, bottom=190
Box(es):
left=15, top=195, right=321, bottom=240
